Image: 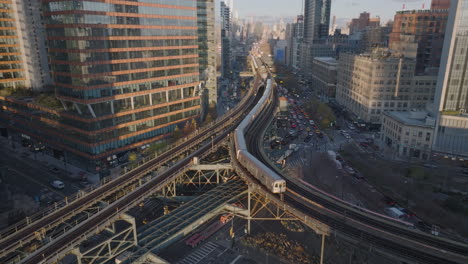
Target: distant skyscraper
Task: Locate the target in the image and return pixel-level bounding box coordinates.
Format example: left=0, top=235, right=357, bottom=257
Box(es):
left=0, top=0, right=51, bottom=91
left=300, top=0, right=332, bottom=77
left=303, top=0, right=331, bottom=43
left=390, top=4, right=449, bottom=74
left=220, top=1, right=232, bottom=78
left=197, top=0, right=217, bottom=106
left=349, top=12, right=380, bottom=35
left=0, top=1, right=27, bottom=90
left=433, top=0, right=468, bottom=157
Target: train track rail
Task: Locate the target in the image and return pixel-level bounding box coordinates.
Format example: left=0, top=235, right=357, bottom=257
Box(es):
left=242, top=57, right=468, bottom=264
left=20, top=83, right=268, bottom=264
left=0, top=59, right=268, bottom=263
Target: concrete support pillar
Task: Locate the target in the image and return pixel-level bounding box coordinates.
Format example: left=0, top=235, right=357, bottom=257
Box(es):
left=247, top=185, right=251, bottom=235
left=166, top=90, right=170, bottom=102
left=320, top=234, right=325, bottom=264
left=130, top=97, right=135, bottom=110
left=181, top=88, right=184, bottom=99
left=149, top=93, right=153, bottom=105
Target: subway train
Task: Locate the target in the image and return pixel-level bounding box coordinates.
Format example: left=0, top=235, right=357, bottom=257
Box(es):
left=234, top=79, right=286, bottom=194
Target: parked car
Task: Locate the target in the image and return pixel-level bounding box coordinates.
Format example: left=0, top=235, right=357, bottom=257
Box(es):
left=384, top=207, right=407, bottom=219
left=423, top=164, right=438, bottom=169
left=50, top=180, right=65, bottom=189
left=304, top=135, right=313, bottom=143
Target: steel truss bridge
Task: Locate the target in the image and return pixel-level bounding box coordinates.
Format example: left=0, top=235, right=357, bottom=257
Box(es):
left=0, top=55, right=467, bottom=264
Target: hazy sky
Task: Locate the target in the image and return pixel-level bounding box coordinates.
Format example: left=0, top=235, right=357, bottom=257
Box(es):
left=232, top=0, right=433, bottom=23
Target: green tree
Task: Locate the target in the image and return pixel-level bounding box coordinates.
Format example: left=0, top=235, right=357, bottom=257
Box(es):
left=190, top=118, right=197, bottom=131
left=173, top=125, right=182, bottom=140
left=128, top=152, right=137, bottom=162
left=183, top=121, right=191, bottom=135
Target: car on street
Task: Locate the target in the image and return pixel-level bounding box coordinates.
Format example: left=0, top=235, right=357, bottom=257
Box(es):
left=348, top=124, right=356, bottom=130
left=51, top=180, right=65, bottom=189
left=423, top=164, right=438, bottom=169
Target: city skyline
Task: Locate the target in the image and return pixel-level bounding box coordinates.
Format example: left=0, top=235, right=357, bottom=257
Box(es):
left=232, top=0, right=436, bottom=23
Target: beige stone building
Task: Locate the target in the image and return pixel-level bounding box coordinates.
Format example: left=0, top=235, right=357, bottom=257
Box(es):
left=336, top=48, right=437, bottom=125
left=381, top=111, right=435, bottom=160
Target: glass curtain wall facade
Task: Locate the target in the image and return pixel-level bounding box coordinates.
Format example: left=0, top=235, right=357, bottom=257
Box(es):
left=303, top=0, right=331, bottom=44
left=197, top=0, right=217, bottom=105
left=433, top=0, right=468, bottom=157
left=0, top=1, right=26, bottom=90
left=34, top=0, right=201, bottom=167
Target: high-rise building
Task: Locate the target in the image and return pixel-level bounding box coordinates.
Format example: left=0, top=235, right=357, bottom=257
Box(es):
left=14, top=0, right=52, bottom=90
left=336, top=49, right=437, bottom=125
left=389, top=4, right=449, bottom=74
left=349, top=12, right=381, bottom=35
left=0, top=0, right=51, bottom=92
left=303, top=0, right=331, bottom=44
left=433, top=0, right=468, bottom=157
left=300, top=0, right=332, bottom=77
left=286, top=15, right=304, bottom=70
left=197, top=0, right=217, bottom=106
left=1, top=1, right=202, bottom=171
left=0, top=1, right=27, bottom=91
left=220, top=1, right=231, bottom=79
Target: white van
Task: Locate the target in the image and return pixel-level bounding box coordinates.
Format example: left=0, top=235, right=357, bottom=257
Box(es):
left=384, top=207, right=406, bottom=219
left=51, top=180, right=65, bottom=189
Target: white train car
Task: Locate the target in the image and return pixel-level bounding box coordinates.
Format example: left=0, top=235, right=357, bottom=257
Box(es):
left=234, top=79, right=286, bottom=194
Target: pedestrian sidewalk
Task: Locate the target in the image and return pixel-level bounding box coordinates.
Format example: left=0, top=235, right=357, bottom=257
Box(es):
left=0, top=136, right=99, bottom=182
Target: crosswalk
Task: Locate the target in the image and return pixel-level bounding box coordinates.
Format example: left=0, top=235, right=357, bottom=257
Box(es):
left=177, top=242, right=219, bottom=264
left=286, top=155, right=306, bottom=168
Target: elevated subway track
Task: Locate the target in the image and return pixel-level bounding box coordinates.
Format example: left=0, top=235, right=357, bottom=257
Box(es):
left=19, top=68, right=270, bottom=264
left=235, top=57, right=468, bottom=264
left=0, top=57, right=269, bottom=263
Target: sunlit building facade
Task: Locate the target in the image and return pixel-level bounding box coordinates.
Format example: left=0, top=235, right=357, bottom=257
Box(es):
left=0, top=1, right=26, bottom=90
left=433, top=0, right=468, bottom=157
left=0, top=0, right=202, bottom=171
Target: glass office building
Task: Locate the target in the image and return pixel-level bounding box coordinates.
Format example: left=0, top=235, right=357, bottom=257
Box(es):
left=0, top=1, right=26, bottom=89
left=433, top=0, right=468, bottom=156
left=0, top=0, right=202, bottom=170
